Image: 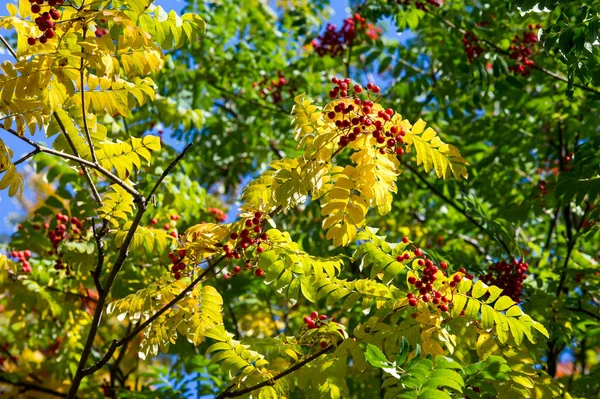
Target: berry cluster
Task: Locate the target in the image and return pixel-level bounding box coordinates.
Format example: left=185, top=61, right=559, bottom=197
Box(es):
left=8, top=250, right=32, bottom=273
left=222, top=212, right=270, bottom=279
left=168, top=249, right=188, bottom=280
left=312, top=14, right=380, bottom=58
left=48, top=213, right=84, bottom=272
left=303, top=310, right=330, bottom=329
left=252, top=71, right=295, bottom=105
left=462, top=31, right=484, bottom=63
left=95, top=18, right=109, bottom=38
left=535, top=154, right=573, bottom=197
left=208, top=207, right=227, bottom=223
left=479, top=259, right=528, bottom=302
left=27, top=0, right=63, bottom=46
left=508, top=24, right=540, bottom=77
left=327, top=77, right=408, bottom=156
left=156, top=214, right=180, bottom=238
left=396, top=0, right=442, bottom=12
left=406, top=257, right=452, bottom=311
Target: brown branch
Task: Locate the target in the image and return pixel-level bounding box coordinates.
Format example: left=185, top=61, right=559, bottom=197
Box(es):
left=2, top=126, right=140, bottom=198
left=45, top=286, right=98, bottom=303
left=146, top=143, right=193, bottom=201
left=66, top=145, right=193, bottom=398
left=82, top=256, right=225, bottom=377
left=0, top=375, right=69, bottom=398
left=216, top=346, right=334, bottom=399
left=79, top=26, right=98, bottom=165
left=402, top=161, right=512, bottom=254
left=0, top=34, right=17, bottom=58
left=91, top=219, right=109, bottom=294
left=431, top=12, right=600, bottom=96
left=565, top=306, right=600, bottom=322
left=13, top=148, right=41, bottom=166
left=53, top=111, right=102, bottom=205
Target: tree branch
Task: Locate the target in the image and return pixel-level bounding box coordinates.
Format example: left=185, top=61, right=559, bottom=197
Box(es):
left=53, top=111, right=102, bottom=205
left=0, top=375, right=69, bottom=398
left=91, top=218, right=109, bottom=294
left=216, top=345, right=334, bottom=399
left=431, top=12, right=600, bottom=96
left=146, top=143, right=193, bottom=202
left=0, top=34, right=17, bottom=58
left=66, top=145, right=193, bottom=398
left=45, top=286, right=98, bottom=303
left=82, top=255, right=225, bottom=377
left=13, top=148, right=41, bottom=166
left=2, top=126, right=140, bottom=198
left=402, top=162, right=512, bottom=254
left=79, top=26, right=98, bottom=165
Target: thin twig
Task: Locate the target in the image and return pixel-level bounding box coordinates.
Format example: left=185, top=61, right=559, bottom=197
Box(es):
left=2, top=126, right=140, bottom=198
left=13, top=148, right=41, bottom=166
left=565, top=306, right=600, bottom=322
left=66, top=146, right=195, bottom=398
left=45, top=286, right=98, bottom=303
left=66, top=196, right=147, bottom=398
left=0, top=375, right=69, bottom=398
left=79, top=26, right=98, bottom=164
left=216, top=346, right=334, bottom=399
left=91, top=219, right=109, bottom=294
left=0, top=34, right=17, bottom=58
left=53, top=111, right=102, bottom=205
left=431, top=12, right=600, bottom=96
left=146, top=143, right=193, bottom=202
left=402, top=162, right=512, bottom=254
left=82, top=256, right=225, bottom=377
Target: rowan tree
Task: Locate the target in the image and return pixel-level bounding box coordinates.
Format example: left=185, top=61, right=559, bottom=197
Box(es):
left=0, top=0, right=599, bottom=398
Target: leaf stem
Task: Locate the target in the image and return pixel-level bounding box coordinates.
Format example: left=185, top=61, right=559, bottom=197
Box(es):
left=402, top=161, right=512, bottom=255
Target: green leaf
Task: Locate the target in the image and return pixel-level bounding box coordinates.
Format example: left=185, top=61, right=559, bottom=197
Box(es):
left=365, top=344, right=389, bottom=368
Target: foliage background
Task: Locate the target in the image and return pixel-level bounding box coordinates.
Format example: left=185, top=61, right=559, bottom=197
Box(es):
left=0, top=0, right=599, bottom=398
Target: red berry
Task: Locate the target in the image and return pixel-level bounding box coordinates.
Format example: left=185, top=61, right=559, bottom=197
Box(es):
left=440, top=261, right=448, bottom=270
left=320, top=341, right=328, bottom=349
left=414, top=248, right=422, bottom=257
left=233, top=266, right=241, bottom=274
left=31, top=4, right=41, bottom=13
left=440, top=304, right=449, bottom=312
left=245, top=219, right=253, bottom=227
left=257, top=246, right=264, bottom=254
left=319, top=315, right=328, bottom=320
left=402, top=236, right=409, bottom=243
left=255, top=268, right=264, bottom=277
left=409, top=298, right=418, bottom=307
left=396, top=255, right=403, bottom=262
left=310, top=311, right=319, bottom=319
left=304, top=316, right=313, bottom=324
left=27, top=37, right=36, bottom=45
left=453, top=275, right=462, bottom=283
left=173, top=272, right=181, bottom=280
left=408, top=276, right=417, bottom=284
